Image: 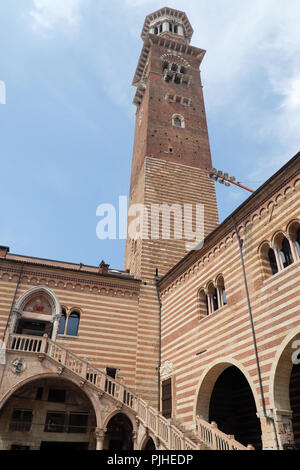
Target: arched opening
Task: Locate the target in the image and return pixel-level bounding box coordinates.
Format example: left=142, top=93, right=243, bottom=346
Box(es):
left=58, top=308, right=67, bottom=335
left=273, top=233, right=293, bottom=269
left=104, top=413, right=133, bottom=450
left=142, top=436, right=156, bottom=450
left=290, top=364, right=300, bottom=449
left=0, top=377, right=97, bottom=450
left=216, top=276, right=227, bottom=307
left=66, top=311, right=80, bottom=336
left=198, top=289, right=209, bottom=317
left=259, top=242, right=278, bottom=278
left=196, top=363, right=262, bottom=449
left=207, top=282, right=219, bottom=314
left=13, top=287, right=61, bottom=341
left=287, top=221, right=300, bottom=260
left=272, top=331, right=300, bottom=450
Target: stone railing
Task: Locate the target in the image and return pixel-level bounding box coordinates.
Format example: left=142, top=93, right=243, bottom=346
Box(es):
left=196, top=416, right=255, bottom=450
left=6, top=333, right=250, bottom=451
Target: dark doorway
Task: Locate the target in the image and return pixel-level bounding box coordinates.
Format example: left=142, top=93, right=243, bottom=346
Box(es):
left=143, top=437, right=156, bottom=450
left=162, top=378, right=172, bottom=419
left=40, top=442, right=89, bottom=450
left=106, top=413, right=133, bottom=450
left=290, top=364, right=300, bottom=449
left=16, top=319, right=52, bottom=337
left=209, top=366, right=262, bottom=449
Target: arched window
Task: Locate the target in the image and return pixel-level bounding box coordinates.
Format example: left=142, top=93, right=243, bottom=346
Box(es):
left=280, top=237, right=293, bottom=268
left=180, top=66, right=186, bottom=74
left=212, top=288, right=219, bottom=312
left=172, top=114, right=185, bottom=129
left=174, top=74, right=181, bottom=85
left=154, top=27, right=158, bottom=35
left=268, top=248, right=278, bottom=275
left=199, top=289, right=209, bottom=317
left=216, top=276, right=227, bottom=307
left=174, top=117, right=182, bottom=127
left=260, top=241, right=278, bottom=278
left=162, top=61, right=169, bottom=71
left=171, top=63, right=178, bottom=72
left=287, top=221, right=300, bottom=260
left=296, top=227, right=300, bottom=257
left=59, top=309, right=67, bottom=335
left=174, top=25, right=178, bottom=34
left=66, top=312, right=80, bottom=336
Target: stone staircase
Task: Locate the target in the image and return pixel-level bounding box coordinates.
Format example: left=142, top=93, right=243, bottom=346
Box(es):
left=6, top=333, right=253, bottom=451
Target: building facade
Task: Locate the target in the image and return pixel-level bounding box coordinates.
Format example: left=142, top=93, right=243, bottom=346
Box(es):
left=0, top=7, right=299, bottom=450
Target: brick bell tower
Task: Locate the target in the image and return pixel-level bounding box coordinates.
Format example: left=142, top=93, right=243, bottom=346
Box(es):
left=125, top=6, right=219, bottom=280
left=124, top=7, right=219, bottom=405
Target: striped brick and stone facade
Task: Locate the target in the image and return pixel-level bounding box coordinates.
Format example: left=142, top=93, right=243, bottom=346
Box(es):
left=0, top=7, right=299, bottom=451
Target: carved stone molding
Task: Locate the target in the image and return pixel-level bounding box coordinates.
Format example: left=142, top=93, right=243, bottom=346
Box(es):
left=160, top=360, right=174, bottom=379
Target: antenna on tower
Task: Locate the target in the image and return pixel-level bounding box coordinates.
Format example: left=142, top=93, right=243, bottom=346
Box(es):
left=206, top=169, right=254, bottom=193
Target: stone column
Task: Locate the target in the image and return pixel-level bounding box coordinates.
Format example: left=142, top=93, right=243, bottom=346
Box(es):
left=177, top=25, right=184, bottom=36
left=9, top=309, right=21, bottom=334
left=95, top=428, right=106, bottom=450
left=51, top=314, right=61, bottom=341
left=273, top=409, right=295, bottom=450
left=162, top=21, right=169, bottom=33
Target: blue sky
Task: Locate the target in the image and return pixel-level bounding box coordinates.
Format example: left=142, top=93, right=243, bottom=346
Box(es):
left=0, top=0, right=299, bottom=270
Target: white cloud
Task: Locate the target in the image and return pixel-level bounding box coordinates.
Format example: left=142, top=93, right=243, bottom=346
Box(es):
left=30, top=0, right=84, bottom=34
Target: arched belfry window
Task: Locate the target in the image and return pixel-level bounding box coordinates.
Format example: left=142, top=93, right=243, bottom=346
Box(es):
left=172, top=114, right=185, bottom=129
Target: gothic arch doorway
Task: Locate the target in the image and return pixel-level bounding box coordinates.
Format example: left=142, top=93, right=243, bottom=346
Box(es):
left=141, top=436, right=156, bottom=450
left=196, top=362, right=262, bottom=449
left=271, top=330, right=300, bottom=449
left=104, top=413, right=133, bottom=450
